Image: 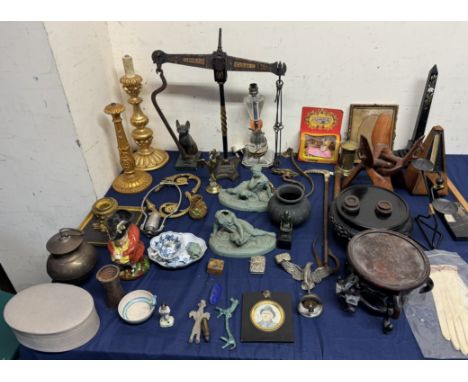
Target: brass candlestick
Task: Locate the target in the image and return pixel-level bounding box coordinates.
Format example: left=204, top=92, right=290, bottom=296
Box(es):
left=104, top=103, right=153, bottom=194
left=120, top=55, right=169, bottom=171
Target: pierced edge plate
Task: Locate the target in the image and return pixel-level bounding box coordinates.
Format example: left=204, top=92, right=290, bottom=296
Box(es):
left=147, top=232, right=207, bottom=269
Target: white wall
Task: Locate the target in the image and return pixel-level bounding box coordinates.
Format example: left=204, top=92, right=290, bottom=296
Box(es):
left=108, top=21, right=468, bottom=154
left=45, top=22, right=124, bottom=197
left=0, top=22, right=97, bottom=291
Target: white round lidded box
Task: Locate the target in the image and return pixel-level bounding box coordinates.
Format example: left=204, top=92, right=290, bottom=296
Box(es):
left=3, top=283, right=100, bottom=352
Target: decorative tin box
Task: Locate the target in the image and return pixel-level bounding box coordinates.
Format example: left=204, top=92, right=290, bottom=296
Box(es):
left=3, top=283, right=100, bottom=352
left=298, top=107, right=343, bottom=164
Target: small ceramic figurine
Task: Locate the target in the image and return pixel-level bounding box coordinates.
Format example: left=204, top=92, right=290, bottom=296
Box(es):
left=209, top=210, right=276, bottom=258
left=158, top=303, right=175, bottom=328
left=218, top=165, right=273, bottom=212
left=106, top=210, right=150, bottom=280
left=189, top=299, right=211, bottom=344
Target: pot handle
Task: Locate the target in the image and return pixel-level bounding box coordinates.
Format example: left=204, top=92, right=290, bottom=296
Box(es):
left=59, top=228, right=84, bottom=238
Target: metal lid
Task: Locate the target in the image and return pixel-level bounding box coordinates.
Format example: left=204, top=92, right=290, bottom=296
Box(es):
left=347, top=229, right=430, bottom=292
left=46, top=228, right=84, bottom=255
left=341, top=140, right=359, bottom=151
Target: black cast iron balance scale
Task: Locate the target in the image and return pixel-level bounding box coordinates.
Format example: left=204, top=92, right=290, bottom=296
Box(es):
left=151, top=28, right=287, bottom=180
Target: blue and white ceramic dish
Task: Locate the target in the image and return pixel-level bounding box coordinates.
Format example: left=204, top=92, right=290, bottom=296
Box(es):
left=148, top=231, right=207, bottom=269
left=150, top=232, right=182, bottom=259
left=118, top=290, right=157, bottom=324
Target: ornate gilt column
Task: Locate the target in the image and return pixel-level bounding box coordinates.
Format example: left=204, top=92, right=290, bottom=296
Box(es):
left=120, top=55, right=169, bottom=171
left=104, top=102, right=152, bottom=194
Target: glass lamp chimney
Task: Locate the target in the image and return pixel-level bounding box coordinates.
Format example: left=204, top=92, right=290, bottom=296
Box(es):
left=244, top=83, right=264, bottom=130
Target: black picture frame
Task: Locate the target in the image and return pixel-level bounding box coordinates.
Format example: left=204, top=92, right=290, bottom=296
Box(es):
left=241, top=291, right=294, bottom=343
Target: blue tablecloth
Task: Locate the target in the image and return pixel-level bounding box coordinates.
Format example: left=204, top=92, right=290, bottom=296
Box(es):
left=19, top=152, right=468, bottom=359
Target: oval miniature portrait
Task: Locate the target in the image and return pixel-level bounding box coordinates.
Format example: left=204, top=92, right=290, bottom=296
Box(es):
left=250, top=300, right=285, bottom=332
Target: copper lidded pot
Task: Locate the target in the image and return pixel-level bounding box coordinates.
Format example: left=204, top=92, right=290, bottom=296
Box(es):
left=46, top=228, right=98, bottom=283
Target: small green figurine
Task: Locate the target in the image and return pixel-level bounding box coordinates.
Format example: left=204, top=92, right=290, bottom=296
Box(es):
left=209, top=210, right=276, bottom=258
left=218, top=165, right=273, bottom=212
left=216, top=297, right=239, bottom=350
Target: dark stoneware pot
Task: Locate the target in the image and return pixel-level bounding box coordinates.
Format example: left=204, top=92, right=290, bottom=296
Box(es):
left=267, top=184, right=311, bottom=226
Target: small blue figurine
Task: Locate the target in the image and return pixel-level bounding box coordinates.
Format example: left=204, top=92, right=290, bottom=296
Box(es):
left=209, top=284, right=222, bottom=305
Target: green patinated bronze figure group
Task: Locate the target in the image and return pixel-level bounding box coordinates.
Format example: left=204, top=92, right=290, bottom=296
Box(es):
left=209, top=210, right=276, bottom=258
left=218, top=165, right=273, bottom=212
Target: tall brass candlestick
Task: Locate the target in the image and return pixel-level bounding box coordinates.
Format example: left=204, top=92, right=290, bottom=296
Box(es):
left=104, top=103, right=153, bottom=194
left=120, top=55, right=169, bottom=171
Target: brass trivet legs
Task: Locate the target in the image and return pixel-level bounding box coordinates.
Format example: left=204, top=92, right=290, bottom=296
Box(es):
left=104, top=102, right=152, bottom=194
left=120, top=55, right=169, bottom=171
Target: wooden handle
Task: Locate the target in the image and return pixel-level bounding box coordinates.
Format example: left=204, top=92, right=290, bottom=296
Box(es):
left=448, top=178, right=468, bottom=211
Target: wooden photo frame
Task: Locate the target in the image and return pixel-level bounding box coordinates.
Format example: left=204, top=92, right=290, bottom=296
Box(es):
left=347, top=104, right=399, bottom=155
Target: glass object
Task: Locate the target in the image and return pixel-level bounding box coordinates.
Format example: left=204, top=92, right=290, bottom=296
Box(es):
left=338, top=140, right=359, bottom=176
left=242, top=83, right=274, bottom=167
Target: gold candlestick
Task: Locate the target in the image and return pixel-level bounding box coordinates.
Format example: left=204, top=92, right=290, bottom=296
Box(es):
left=120, top=55, right=169, bottom=171
left=104, top=103, right=153, bottom=194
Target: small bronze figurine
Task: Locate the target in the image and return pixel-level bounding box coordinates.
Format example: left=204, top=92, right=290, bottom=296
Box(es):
left=188, top=299, right=211, bottom=344
left=198, top=150, right=222, bottom=194
left=176, top=120, right=199, bottom=156
left=216, top=297, right=239, bottom=350
left=277, top=210, right=293, bottom=249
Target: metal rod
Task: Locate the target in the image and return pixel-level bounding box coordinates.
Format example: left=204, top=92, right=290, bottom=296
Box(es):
left=150, top=69, right=188, bottom=158
left=219, top=83, right=228, bottom=160
left=323, top=175, right=330, bottom=265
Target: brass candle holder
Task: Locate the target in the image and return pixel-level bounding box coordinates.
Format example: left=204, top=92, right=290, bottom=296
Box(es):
left=91, top=197, right=118, bottom=232
left=104, top=103, right=153, bottom=194
left=120, top=55, right=169, bottom=171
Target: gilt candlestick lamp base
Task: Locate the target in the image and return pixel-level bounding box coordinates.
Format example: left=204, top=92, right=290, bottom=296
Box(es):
left=133, top=142, right=169, bottom=172
left=104, top=102, right=152, bottom=194
left=121, top=55, right=169, bottom=171
left=112, top=171, right=153, bottom=194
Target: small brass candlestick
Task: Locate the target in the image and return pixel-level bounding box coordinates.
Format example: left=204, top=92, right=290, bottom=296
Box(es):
left=104, top=103, right=153, bottom=194
left=120, top=55, right=169, bottom=171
